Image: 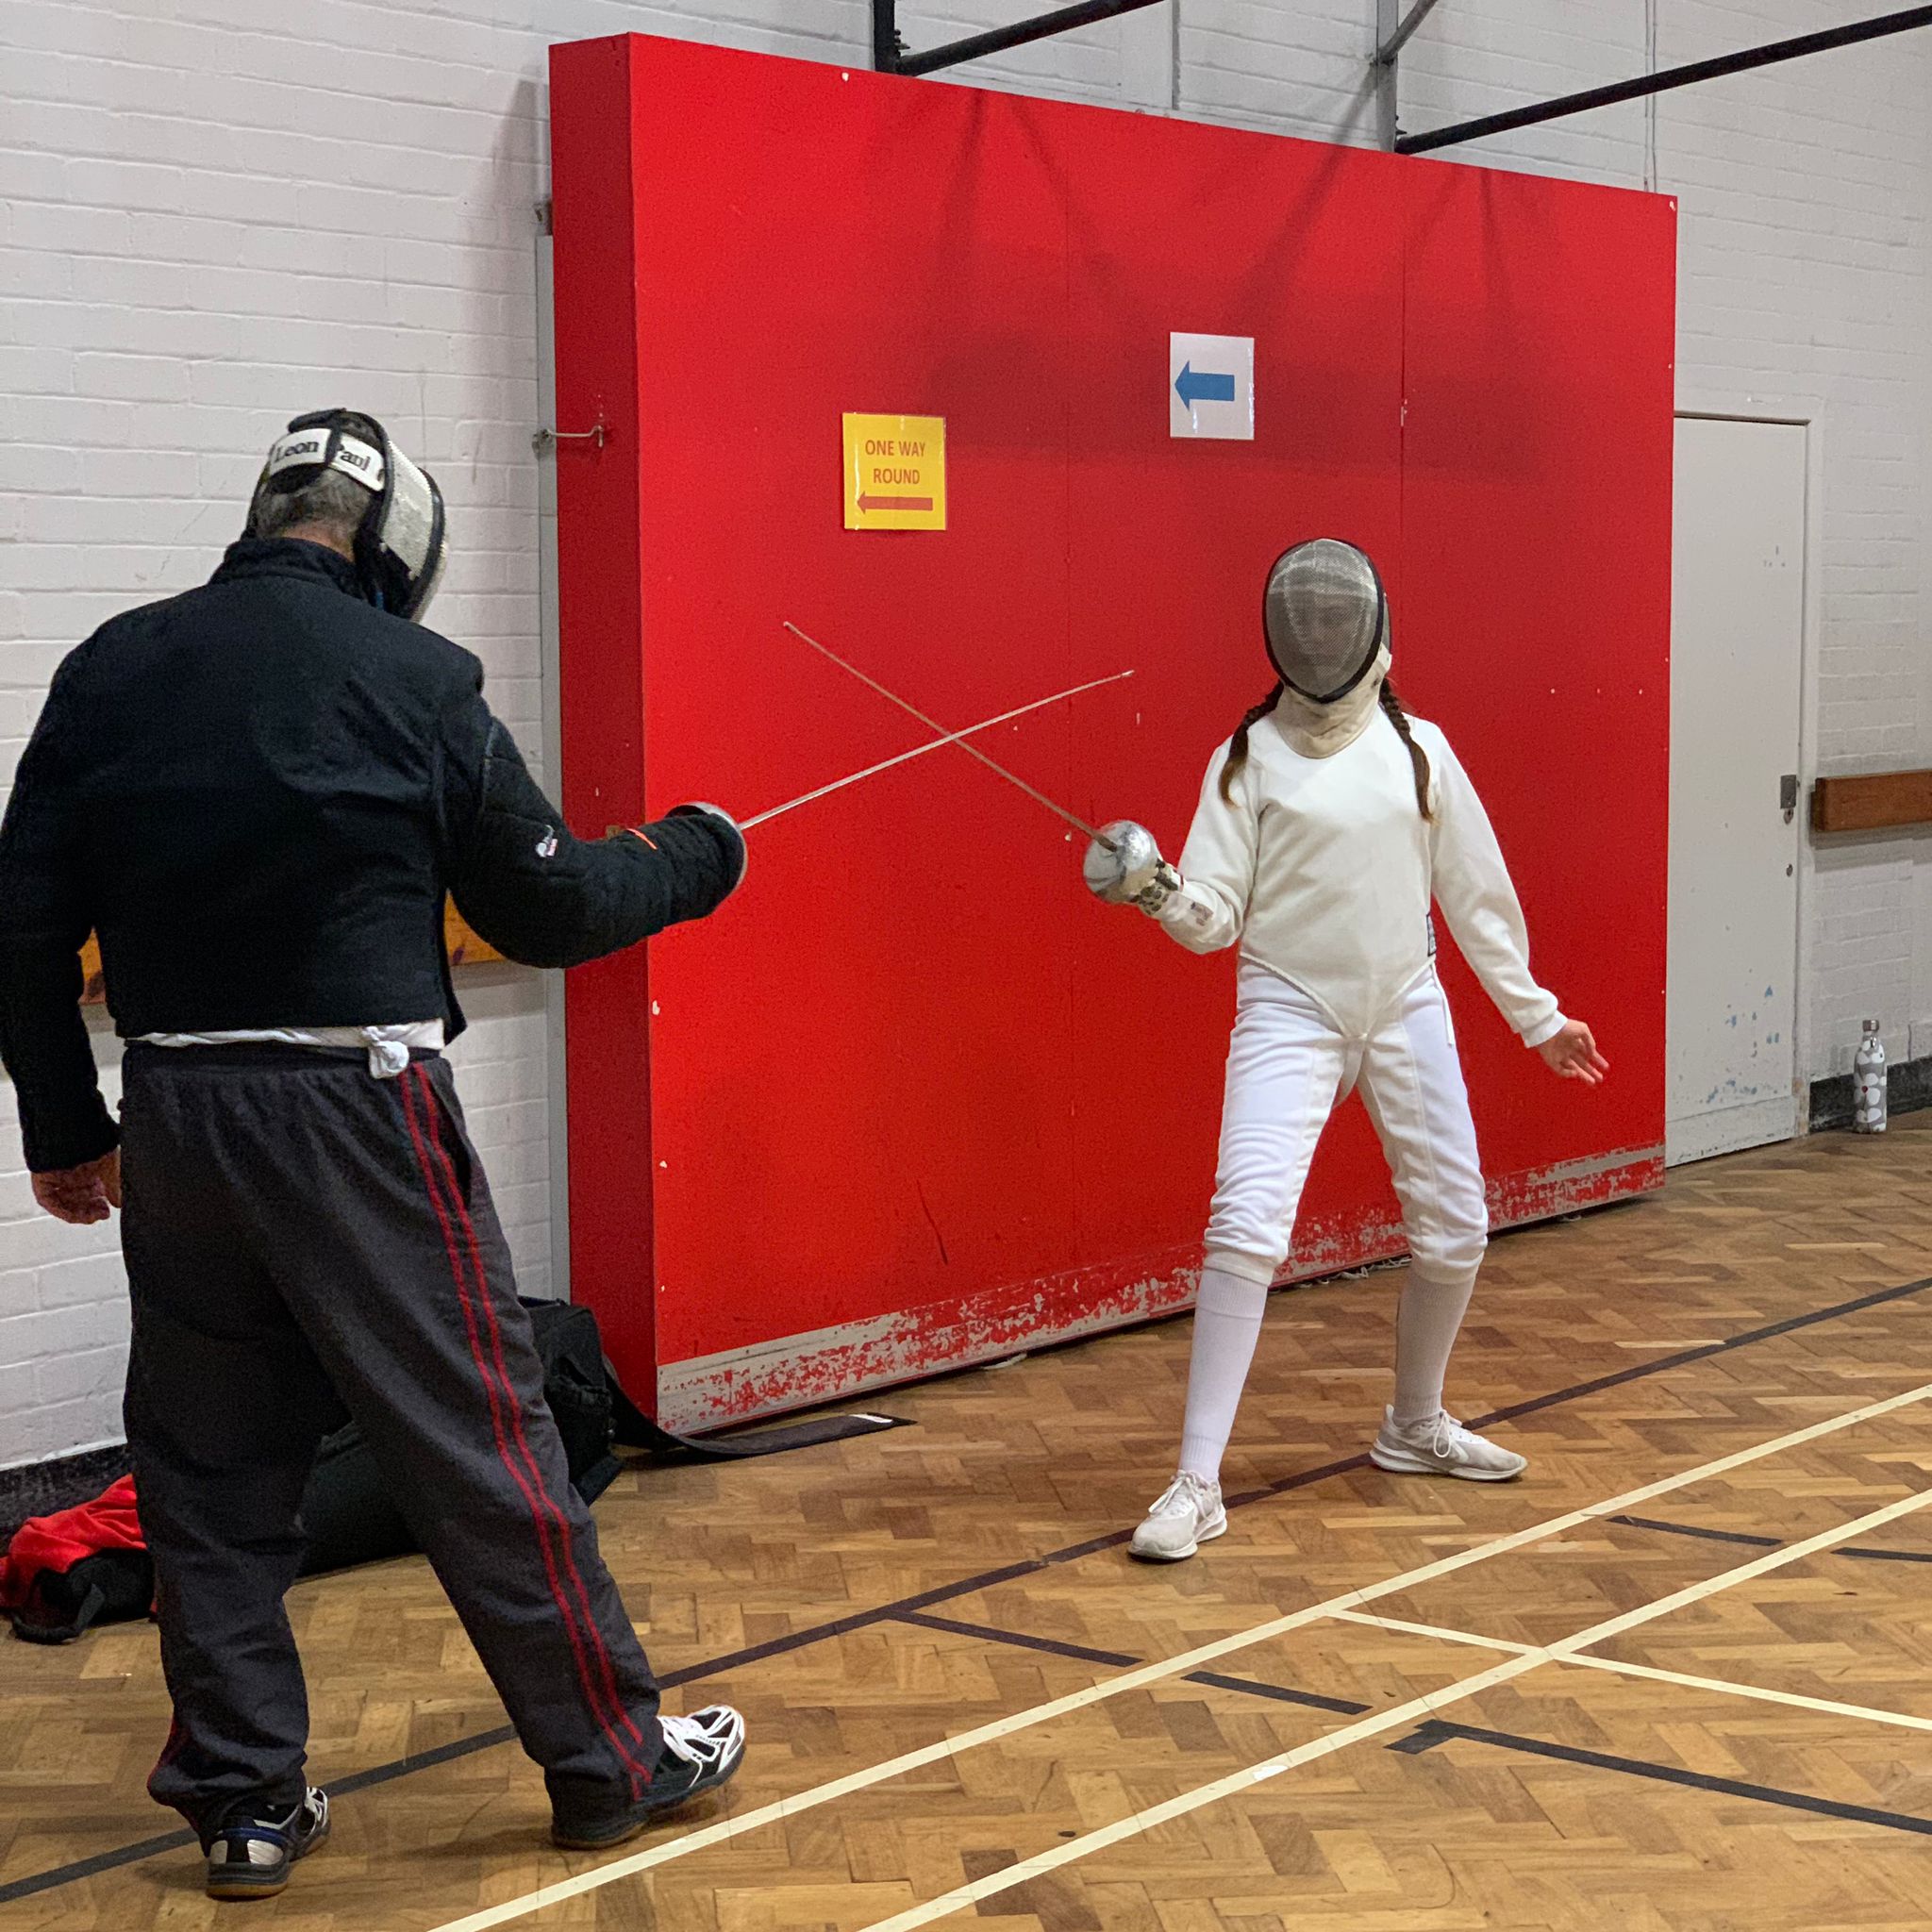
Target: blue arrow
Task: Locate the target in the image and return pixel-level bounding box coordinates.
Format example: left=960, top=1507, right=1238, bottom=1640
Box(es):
left=1175, top=361, right=1237, bottom=408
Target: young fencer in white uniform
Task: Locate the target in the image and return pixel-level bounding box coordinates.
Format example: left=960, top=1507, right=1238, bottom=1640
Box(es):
left=1085, top=539, right=1607, bottom=1561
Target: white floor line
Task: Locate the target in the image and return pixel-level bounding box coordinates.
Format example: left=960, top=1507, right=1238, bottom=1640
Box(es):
left=1330, top=1607, right=1932, bottom=1737
left=855, top=1483, right=1932, bottom=1932
left=1558, top=1650, right=1932, bottom=1733
left=422, top=1376, right=1932, bottom=1932
left=1328, top=1607, right=1537, bottom=1655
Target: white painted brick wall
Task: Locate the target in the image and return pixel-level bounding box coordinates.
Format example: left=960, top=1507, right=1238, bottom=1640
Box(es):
left=0, top=0, right=867, bottom=1469
left=3, top=0, right=1926, bottom=1464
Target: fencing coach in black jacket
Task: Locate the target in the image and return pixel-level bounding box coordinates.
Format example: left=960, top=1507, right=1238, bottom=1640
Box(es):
left=0, top=410, right=748, bottom=1898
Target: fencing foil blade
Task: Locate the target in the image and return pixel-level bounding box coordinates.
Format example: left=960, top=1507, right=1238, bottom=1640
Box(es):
left=780, top=620, right=1121, bottom=848
left=741, top=665, right=1134, bottom=831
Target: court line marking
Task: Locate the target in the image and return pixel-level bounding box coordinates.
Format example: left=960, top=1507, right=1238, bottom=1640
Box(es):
left=1389, top=1721, right=1932, bottom=1838
left=1328, top=1606, right=1536, bottom=1655
left=14, top=1271, right=1927, bottom=1908
left=1611, top=1509, right=1932, bottom=1564
left=1329, top=1607, right=1932, bottom=1737
left=420, top=1374, right=1932, bottom=1932
left=854, top=1482, right=1932, bottom=1931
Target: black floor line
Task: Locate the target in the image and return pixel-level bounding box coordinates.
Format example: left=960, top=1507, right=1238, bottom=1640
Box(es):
left=1181, top=1671, right=1370, bottom=1715
left=0, top=1829, right=197, bottom=1907
left=891, top=1611, right=1141, bottom=1668
left=1609, top=1513, right=1782, bottom=1549
left=896, top=1611, right=1374, bottom=1716
left=329, top=1724, right=518, bottom=1794
left=1474, top=1272, right=1932, bottom=1429
left=1389, top=1718, right=1932, bottom=1838
left=1612, top=1512, right=1932, bottom=1565
left=7, top=1269, right=1927, bottom=1907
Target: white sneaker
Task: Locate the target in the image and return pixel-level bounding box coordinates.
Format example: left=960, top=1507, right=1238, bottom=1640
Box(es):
left=1371, top=1407, right=1526, bottom=1482
left=1129, top=1471, right=1227, bottom=1561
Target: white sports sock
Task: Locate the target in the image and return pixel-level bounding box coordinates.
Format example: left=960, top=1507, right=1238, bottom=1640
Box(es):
left=1177, top=1266, right=1271, bottom=1481
left=1391, top=1264, right=1478, bottom=1427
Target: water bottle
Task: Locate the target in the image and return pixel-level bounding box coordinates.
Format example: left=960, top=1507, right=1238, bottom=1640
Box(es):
left=1854, top=1020, right=1887, bottom=1134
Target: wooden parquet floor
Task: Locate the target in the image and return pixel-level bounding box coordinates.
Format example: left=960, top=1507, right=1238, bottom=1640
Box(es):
left=7, top=1120, right=1932, bottom=1929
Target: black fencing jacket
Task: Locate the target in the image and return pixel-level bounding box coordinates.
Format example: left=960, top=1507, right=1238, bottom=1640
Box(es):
left=0, top=539, right=741, bottom=1172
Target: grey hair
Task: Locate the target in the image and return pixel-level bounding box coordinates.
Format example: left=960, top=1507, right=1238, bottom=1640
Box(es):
left=247, top=465, right=369, bottom=544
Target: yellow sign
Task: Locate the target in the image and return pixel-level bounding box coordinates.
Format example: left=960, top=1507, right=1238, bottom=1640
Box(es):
left=842, top=413, right=946, bottom=531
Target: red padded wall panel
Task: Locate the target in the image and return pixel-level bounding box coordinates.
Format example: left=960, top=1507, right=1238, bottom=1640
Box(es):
left=1059, top=120, right=1408, bottom=1289
left=547, top=34, right=1675, bottom=1424
left=1395, top=164, right=1675, bottom=1199
left=631, top=54, right=1083, bottom=1369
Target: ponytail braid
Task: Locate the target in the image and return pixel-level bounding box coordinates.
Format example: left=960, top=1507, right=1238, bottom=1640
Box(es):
left=1217, top=682, right=1285, bottom=803
left=1379, top=679, right=1433, bottom=821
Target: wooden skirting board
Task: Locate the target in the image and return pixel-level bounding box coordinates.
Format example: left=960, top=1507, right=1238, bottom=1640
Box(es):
left=1812, top=769, right=1932, bottom=834
left=76, top=906, right=502, bottom=1007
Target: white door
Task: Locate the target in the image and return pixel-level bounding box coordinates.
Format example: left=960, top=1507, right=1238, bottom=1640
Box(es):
left=1666, top=417, right=1805, bottom=1165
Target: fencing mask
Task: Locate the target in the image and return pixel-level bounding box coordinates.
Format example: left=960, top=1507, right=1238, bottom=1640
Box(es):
left=253, top=409, right=447, bottom=621
left=1262, top=538, right=1387, bottom=704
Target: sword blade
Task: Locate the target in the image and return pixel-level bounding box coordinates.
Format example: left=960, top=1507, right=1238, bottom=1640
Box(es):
left=741, top=667, right=1135, bottom=831
left=781, top=621, right=1116, bottom=845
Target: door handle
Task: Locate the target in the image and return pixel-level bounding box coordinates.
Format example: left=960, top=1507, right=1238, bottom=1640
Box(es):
left=1780, top=774, right=1798, bottom=824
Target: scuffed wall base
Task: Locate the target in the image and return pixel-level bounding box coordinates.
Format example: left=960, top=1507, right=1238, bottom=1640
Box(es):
left=658, top=1145, right=1663, bottom=1432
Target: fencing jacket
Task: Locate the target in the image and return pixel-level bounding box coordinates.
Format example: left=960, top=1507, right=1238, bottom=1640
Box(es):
left=0, top=538, right=743, bottom=1174
left=1159, top=708, right=1565, bottom=1046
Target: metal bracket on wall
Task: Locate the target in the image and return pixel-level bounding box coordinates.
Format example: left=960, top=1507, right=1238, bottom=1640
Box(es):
left=873, top=0, right=1164, bottom=77
left=532, top=419, right=607, bottom=456
left=1374, top=0, right=1446, bottom=151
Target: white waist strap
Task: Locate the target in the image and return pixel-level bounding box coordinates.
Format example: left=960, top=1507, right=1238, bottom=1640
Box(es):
left=134, top=1022, right=445, bottom=1080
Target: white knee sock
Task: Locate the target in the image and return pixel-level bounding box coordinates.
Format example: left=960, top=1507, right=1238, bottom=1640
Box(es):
left=1391, top=1265, right=1478, bottom=1427
left=1177, top=1266, right=1270, bottom=1482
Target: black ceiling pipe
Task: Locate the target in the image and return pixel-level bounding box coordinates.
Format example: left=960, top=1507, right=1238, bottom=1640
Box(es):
left=1397, top=5, right=1932, bottom=155
left=887, top=0, right=1166, bottom=80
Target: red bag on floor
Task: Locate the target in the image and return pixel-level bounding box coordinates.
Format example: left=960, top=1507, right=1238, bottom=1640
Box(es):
left=0, top=1474, right=154, bottom=1643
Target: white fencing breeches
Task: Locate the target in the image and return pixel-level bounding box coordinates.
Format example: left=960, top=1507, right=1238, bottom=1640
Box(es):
left=1172, top=962, right=1489, bottom=1479
left=1203, top=961, right=1489, bottom=1290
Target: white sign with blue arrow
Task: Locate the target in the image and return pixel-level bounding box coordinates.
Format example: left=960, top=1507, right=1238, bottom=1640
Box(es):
left=1169, top=331, right=1254, bottom=441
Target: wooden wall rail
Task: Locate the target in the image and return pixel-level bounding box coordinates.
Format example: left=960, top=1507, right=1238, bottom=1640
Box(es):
left=77, top=906, right=503, bottom=1008
left=1812, top=771, right=1932, bottom=836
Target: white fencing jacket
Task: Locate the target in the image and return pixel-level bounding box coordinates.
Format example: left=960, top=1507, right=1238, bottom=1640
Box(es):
left=1159, top=708, right=1566, bottom=1046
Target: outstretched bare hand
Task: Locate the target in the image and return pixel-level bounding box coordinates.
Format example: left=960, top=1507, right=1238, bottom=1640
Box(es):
left=1537, top=1020, right=1608, bottom=1087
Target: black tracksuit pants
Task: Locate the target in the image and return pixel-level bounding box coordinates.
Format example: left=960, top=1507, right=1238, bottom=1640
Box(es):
left=120, top=1043, right=665, bottom=1841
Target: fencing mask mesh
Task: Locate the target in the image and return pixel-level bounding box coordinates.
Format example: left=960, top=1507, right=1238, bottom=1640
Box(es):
left=1262, top=538, right=1386, bottom=704
left=373, top=441, right=446, bottom=619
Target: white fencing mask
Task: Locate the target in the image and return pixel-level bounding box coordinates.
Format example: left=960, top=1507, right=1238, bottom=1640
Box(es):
left=255, top=409, right=447, bottom=621
left=1262, top=538, right=1387, bottom=704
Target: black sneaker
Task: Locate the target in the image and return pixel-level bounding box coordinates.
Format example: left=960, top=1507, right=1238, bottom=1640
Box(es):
left=205, top=1787, right=330, bottom=1901
left=551, top=1706, right=746, bottom=1850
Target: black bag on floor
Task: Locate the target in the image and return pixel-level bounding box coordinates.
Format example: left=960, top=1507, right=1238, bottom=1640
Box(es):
left=9, top=1549, right=156, bottom=1645
left=525, top=1299, right=622, bottom=1504
left=296, top=1298, right=619, bottom=1578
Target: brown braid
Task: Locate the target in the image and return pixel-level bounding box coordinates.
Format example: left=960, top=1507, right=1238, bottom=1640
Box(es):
left=1217, top=682, right=1284, bottom=802
left=1379, top=678, right=1433, bottom=820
